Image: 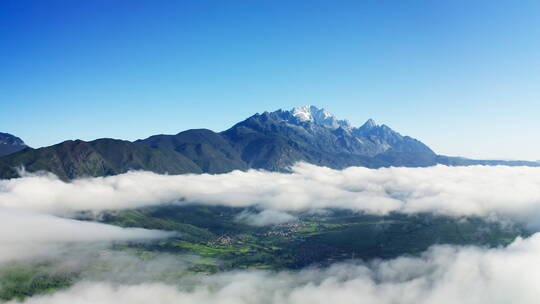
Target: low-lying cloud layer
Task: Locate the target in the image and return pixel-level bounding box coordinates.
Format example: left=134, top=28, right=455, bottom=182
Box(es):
left=235, top=209, right=298, bottom=226
left=2, top=164, right=540, bottom=226
left=11, top=232, right=540, bottom=304
left=0, top=209, right=171, bottom=263
left=2, top=164, right=539, bottom=303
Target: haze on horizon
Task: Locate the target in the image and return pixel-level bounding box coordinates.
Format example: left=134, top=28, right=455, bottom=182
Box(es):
left=1, top=0, right=539, bottom=160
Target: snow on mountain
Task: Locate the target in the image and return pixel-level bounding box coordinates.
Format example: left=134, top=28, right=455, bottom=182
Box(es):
left=360, top=118, right=378, bottom=129
left=290, top=106, right=351, bottom=129
left=292, top=105, right=314, bottom=122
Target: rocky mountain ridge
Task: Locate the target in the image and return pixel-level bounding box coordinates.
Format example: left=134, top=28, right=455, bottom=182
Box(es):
left=1, top=106, right=537, bottom=180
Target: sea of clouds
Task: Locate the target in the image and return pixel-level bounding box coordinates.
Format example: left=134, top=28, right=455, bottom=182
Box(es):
left=2, top=163, right=540, bottom=303
left=8, top=233, right=540, bottom=304
left=2, top=163, right=540, bottom=226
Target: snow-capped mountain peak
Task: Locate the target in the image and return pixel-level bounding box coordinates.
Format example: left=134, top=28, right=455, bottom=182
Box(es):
left=360, top=118, right=378, bottom=129
left=290, top=106, right=351, bottom=129
left=292, top=105, right=316, bottom=122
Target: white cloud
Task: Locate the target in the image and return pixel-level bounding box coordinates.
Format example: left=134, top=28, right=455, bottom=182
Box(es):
left=11, top=232, right=540, bottom=304
left=235, top=209, right=298, bottom=226
left=2, top=164, right=540, bottom=302
left=2, top=164, right=540, bottom=226
left=0, top=209, right=171, bottom=263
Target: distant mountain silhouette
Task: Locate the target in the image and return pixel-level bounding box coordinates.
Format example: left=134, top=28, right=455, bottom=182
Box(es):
left=1, top=106, right=537, bottom=180
left=0, top=132, right=28, bottom=157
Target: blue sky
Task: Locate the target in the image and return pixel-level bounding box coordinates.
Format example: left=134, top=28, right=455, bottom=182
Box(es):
left=1, top=0, right=539, bottom=160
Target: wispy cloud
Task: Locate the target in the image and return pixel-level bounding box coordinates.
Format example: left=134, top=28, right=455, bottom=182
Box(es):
left=235, top=209, right=298, bottom=226
left=0, top=209, right=172, bottom=263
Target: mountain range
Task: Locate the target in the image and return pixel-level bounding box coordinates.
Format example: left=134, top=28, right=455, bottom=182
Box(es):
left=1, top=106, right=537, bottom=180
